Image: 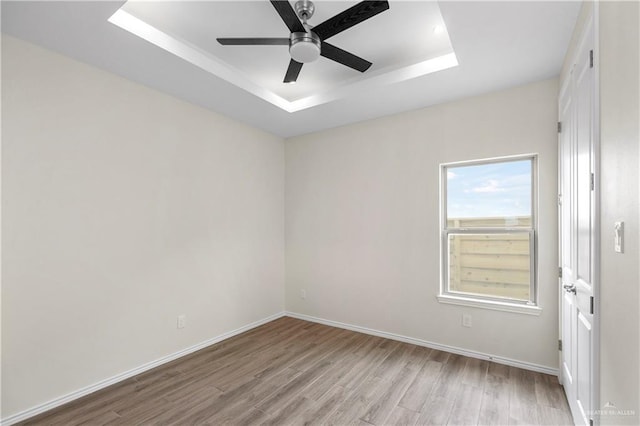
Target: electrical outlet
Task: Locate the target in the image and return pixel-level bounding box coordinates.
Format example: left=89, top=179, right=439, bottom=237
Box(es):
left=462, top=314, right=472, bottom=328
left=177, top=314, right=187, bottom=329
left=300, top=289, right=306, bottom=299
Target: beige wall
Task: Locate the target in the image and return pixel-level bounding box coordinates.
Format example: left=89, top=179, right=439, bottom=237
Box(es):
left=598, top=2, right=640, bottom=424
left=285, top=78, right=560, bottom=368
left=1, top=36, right=285, bottom=418
left=8, top=14, right=624, bottom=420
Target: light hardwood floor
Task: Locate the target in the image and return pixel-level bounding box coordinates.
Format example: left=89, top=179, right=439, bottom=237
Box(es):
left=21, top=317, right=573, bottom=425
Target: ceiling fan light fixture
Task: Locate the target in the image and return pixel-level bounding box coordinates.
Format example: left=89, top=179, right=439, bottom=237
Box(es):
left=289, top=31, right=321, bottom=63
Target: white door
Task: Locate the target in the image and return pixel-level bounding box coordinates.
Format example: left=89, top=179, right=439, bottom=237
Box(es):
left=559, top=14, right=597, bottom=426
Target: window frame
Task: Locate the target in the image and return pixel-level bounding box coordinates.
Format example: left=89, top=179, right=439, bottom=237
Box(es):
left=438, top=154, right=541, bottom=315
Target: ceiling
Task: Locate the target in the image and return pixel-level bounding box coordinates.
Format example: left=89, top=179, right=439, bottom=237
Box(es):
left=1, top=1, right=581, bottom=138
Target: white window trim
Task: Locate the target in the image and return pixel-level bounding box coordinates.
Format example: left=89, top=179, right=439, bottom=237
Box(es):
left=436, top=294, right=542, bottom=315
left=438, top=154, right=539, bottom=313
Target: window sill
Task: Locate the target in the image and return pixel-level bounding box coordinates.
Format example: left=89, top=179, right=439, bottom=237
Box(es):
left=437, top=294, right=543, bottom=316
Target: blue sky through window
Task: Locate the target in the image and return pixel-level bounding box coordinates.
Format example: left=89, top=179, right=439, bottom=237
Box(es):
left=446, top=159, right=532, bottom=219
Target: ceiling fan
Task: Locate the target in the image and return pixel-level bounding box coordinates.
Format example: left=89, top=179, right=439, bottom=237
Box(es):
left=217, top=0, right=390, bottom=83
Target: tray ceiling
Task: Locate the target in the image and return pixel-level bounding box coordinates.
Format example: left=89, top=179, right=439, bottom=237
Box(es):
left=1, top=1, right=581, bottom=137
left=111, top=1, right=457, bottom=111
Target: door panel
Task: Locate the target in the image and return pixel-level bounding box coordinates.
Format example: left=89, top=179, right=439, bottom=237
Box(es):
left=562, top=291, right=575, bottom=383
left=577, top=312, right=593, bottom=419
left=575, top=37, right=593, bottom=289
left=559, top=13, right=596, bottom=426
left=559, top=80, right=576, bottom=408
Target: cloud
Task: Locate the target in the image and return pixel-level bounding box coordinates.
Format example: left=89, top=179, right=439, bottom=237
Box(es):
left=469, top=179, right=506, bottom=193
left=447, top=171, right=457, bottom=180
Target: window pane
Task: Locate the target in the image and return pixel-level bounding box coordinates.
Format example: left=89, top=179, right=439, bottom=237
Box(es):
left=448, top=233, right=531, bottom=301
left=446, top=159, right=532, bottom=227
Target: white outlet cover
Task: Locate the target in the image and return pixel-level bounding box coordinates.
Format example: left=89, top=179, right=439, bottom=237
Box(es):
left=177, top=315, right=187, bottom=329
left=462, top=314, right=472, bottom=327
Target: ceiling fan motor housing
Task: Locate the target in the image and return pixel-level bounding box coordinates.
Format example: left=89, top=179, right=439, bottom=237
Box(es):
left=289, top=30, right=321, bottom=63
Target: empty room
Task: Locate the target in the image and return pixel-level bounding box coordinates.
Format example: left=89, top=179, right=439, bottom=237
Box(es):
left=1, top=1, right=638, bottom=425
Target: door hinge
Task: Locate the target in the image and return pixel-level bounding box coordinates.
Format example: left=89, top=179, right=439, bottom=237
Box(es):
left=589, top=50, right=594, bottom=68
left=558, top=267, right=563, bottom=278
left=590, top=296, right=594, bottom=315
left=558, top=339, right=562, bottom=351
left=591, top=173, right=595, bottom=190
left=557, top=121, right=562, bottom=133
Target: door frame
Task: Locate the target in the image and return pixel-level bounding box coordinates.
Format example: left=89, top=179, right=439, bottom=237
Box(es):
left=592, top=3, right=601, bottom=422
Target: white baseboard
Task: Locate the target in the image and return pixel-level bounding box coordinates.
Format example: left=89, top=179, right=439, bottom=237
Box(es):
left=285, top=311, right=559, bottom=376
left=1, top=311, right=286, bottom=426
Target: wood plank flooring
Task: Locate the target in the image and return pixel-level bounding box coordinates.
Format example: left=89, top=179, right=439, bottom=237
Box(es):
left=21, top=317, right=573, bottom=425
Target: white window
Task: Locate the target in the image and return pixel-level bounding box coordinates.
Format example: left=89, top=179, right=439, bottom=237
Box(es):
left=439, top=155, right=539, bottom=313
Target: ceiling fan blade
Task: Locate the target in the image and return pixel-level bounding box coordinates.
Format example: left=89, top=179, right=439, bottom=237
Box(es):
left=217, top=38, right=290, bottom=45
left=320, top=42, right=372, bottom=72
left=313, top=1, right=389, bottom=41
left=284, top=59, right=303, bottom=83
left=270, top=0, right=305, bottom=33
